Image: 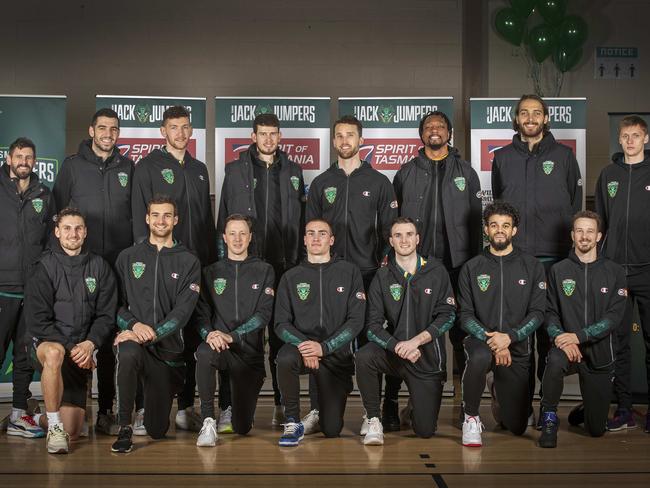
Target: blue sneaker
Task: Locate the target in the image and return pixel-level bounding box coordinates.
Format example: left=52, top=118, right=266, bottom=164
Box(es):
left=7, top=415, right=45, bottom=438
left=278, top=419, right=304, bottom=447
left=538, top=411, right=559, bottom=448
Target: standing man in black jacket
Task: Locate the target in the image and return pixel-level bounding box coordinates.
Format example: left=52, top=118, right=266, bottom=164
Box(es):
left=539, top=211, right=627, bottom=448
left=595, top=115, right=650, bottom=432
left=217, top=113, right=305, bottom=427
left=1, top=137, right=55, bottom=439
left=25, top=208, right=117, bottom=454
left=111, top=195, right=201, bottom=453
left=355, top=217, right=456, bottom=445
left=132, top=105, right=216, bottom=432
left=458, top=201, right=546, bottom=447
left=194, top=214, right=275, bottom=446
left=492, top=94, right=582, bottom=424
left=274, top=218, right=366, bottom=447
left=53, top=108, right=134, bottom=435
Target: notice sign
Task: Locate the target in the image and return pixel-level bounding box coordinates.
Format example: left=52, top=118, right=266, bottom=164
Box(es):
left=595, top=46, right=639, bottom=80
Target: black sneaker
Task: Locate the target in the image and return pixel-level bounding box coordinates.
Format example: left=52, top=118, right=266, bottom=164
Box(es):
left=538, top=411, right=559, bottom=448
left=111, top=426, right=133, bottom=453
left=568, top=403, right=585, bottom=426
left=381, top=400, right=400, bottom=432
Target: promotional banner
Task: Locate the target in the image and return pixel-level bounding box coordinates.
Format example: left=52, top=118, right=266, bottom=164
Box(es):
left=214, top=97, right=330, bottom=199
left=96, top=95, right=206, bottom=164
left=470, top=98, right=587, bottom=207
left=337, top=97, right=454, bottom=181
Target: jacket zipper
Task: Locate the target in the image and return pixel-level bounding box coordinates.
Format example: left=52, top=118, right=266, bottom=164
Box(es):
left=583, top=263, right=588, bottom=328
left=406, top=280, right=411, bottom=339
left=183, top=168, right=193, bottom=251
left=624, top=165, right=632, bottom=269
left=344, top=176, right=350, bottom=258
left=153, top=251, right=160, bottom=324
left=433, top=163, right=439, bottom=258
left=499, top=256, right=503, bottom=331
left=235, top=262, right=240, bottom=322
left=264, top=166, right=270, bottom=253
left=319, top=266, right=324, bottom=330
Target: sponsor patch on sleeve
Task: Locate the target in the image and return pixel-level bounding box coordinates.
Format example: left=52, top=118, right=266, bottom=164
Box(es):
left=251, top=283, right=260, bottom=290
left=539, top=281, right=547, bottom=290
left=618, top=288, right=628, bottom=297
left=356, top=292, right=366, bottom=300
left=600, top=287, right=609, bottom=294
left=265, top=287, right=275, bottom=296
left=390, top=200, right=398, bottom=209
left=190, top=283, right=200, bottom=293
left=446, top=296, right=456, bottom=306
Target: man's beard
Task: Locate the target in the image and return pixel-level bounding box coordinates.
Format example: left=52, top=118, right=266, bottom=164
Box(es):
left=489, top=236, right=512, bottom=251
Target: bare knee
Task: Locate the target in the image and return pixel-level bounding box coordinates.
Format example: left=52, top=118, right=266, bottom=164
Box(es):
left=38, top=342, right=65, bottom=369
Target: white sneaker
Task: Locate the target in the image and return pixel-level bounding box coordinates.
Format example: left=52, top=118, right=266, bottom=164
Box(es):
left=196, top=417, right=218, bottom=447
left=462, top=416, right=483, bottom=447
left=272, top=405, right=286, bottom=427
left=301, top=409, right=320, bottom=435
left=133, top=408, right=147, bottom=436
left=217, top=406, right=233, bottom=434
left=360, top=414, right=369, bottom=436
left=47, top=424, right=70, bottom=454
left=175, top=407, right=202, bottom=432
left=363, top=417, right=384, bottom=446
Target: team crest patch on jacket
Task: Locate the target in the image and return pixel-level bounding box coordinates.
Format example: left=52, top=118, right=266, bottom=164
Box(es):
left=290, top=176, right=300, bottom=191
left=161, top=169, right=174, bottom=184
left=297, top=282, right=310, bottom=300
left=477, top=274, right=490, bottom=292
left=607, top=181, right=619, bottom=198
left=253, top=177, right=257, bottom=189
left=453, top=177, right=466, bottom=191
left=31, top=198, right=44, bottom=213
left=542, top=161, right=555, bottom=175
left=85, top=277, right=96, bottom=293
left=118, top=172, right=128, bottom=188
left=389, top=283, right=403, bottom=301
left=132, top=262, right=146, bottom=279
left=213, top=278, right=227, bottom=295
left=324, top=187, right=337, bottom=204
left=562, top=279, right=576, bottom=297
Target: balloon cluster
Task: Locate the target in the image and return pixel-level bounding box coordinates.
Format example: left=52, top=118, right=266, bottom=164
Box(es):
left=495, top=0, right=588, bottom=73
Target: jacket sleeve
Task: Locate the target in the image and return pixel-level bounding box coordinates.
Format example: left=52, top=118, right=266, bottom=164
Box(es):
left=131, top=163, right=152, bottom=245
left=215, top=170, right=230, bottom=260
left=52, top=159, right=73, bottom=213
left=229, top=265, right=276, bottom=344
left=320, top=265, right=366, bottom=355
left=150, top=256, right=201, bottom=343
left=458, top=262, right=489, bottom=341
left=85, top=261, right=118, bottom=348
left=115, top=254, right=139, bottom=331
left=195, top=269, right=216, bottom=340
left=393, top=168, right=404, bottom=213
left=577, top=266, right=627, bottom=344
left=544, top=266, right=565, bottom=340
left=467, top=167, right=483, bottom=256
left=508, top=260, right=546, bottom=343
left=377, top=176, right=398, bottom=259
left=305, top=176, right=322, bottom=222
left=566, top=149, right=583, bottom=214
left=297, top=170, right=307, bottom=260
left=594, top=170, right=609, bottom=234
left=366, top=274, right=398, bottom=352
left=274, top=274, right=309, bottom=346
left=201, top=166, right=218, bottom=265
left=424, top=269, right=457, bottom=339
left=491, top=153, right=503, bottom=200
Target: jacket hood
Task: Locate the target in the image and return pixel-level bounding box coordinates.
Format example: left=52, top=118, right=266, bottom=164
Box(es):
left=416, top=145, right=461, bottom=162
left=611, top=149, right=650, bottom=169
left=567, top=247, right=605, bottom=267
left=482, top=246, right=522, bottom=263
left=301, top=254, right=342, bottom=269
left=512, top=131, right=557, bottom=155
left=77, top=139, right=124, bottom=166
left=1, top=163, right=43, bottom=191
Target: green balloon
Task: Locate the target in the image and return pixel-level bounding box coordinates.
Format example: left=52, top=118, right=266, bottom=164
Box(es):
left=554, top=45, right=582, bottom=72
left=495, top=8, right=526, bottom=46
left=557, top=15, right=589, bottom=49
left=537, top=0, right=567, bottom=25
left=510, top=0, right=536, bottom=18
left=528, top=23, right=556, bottom=62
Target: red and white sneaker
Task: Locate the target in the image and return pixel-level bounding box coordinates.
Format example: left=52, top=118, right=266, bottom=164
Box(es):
left=462, top=416, right=483, bottom=447
left=7, top=415, right=45, bottom=438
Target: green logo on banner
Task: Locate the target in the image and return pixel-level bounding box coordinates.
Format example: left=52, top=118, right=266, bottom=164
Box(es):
left=135, top=105, right=151, bottom=124
left=542, top=160, right=555, bottom=175
left=607, top=181, right=619, bottom=198
left=297, top=282, right=310, bottom=300
left=325, top=186, right=337, bottom=204
left=118, top=172, right=128, bottom=187
left=562, top=279, right=576, bottom=297
left=290, top=176, right=299, bottom=191
left=389, top=283, right=403, bottom=301
left=213, top=278, right=227, bottom=295
left=254, top=104, right=274, bottom=116
left=477, top=274, right=490, bottom=292
left=31, top=198, right=44, bottom=213
left=454, top=177, right=466, bottom=191
left=378, top=105, right=396, bottom=124
left=85, top=277, right=97, bottom=293
left=132, top=262, right=146, bottom=279
left=161, top=169, right=174, bottom=184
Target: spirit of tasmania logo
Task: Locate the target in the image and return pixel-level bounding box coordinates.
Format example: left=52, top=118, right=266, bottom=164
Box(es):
left=224, top=138, right=319, bottom=170
left=118, top=138, right=197, bottom=163
left=479, top=138, right=577, bottom=172
left=358, top=138, right=422, bottom=170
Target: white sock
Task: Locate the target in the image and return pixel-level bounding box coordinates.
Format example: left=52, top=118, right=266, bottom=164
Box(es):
left=46, top=411, right=62, bottom=428
left=10, top=408, right=27, bottom=422
left=33, top=413, right=43, bottom=427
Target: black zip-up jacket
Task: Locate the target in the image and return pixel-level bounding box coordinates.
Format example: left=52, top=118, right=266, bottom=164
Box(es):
left=594, top=150, right=650, bottom=267
left=115, top=240, right=201, bottom=364
left=366, top=256, right=456, bottom=377
left=195, top=256, right=275, bottom=363
left=393, top=147, right=482, bottom=268
left=53, top=140, right=134, bottom=265
left=274, top=256, right=366, bottom=366
left=546, top=250, right=627, bottom=370
left=458, top=248, right=546, bottom=357
left=306, top=161, right=397, bottom=271
left=217, top=145, right=305, bottom=266
left=132, top=148, right=217, bottom=265
left=0, top=165, right=56, bottom=293
left=25, top=243, right=117, bottom=351
left=492, top=132, right=582, bottom=257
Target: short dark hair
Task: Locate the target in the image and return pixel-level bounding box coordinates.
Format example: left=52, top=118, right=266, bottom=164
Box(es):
left=147, top=194, right=177, bottom=215
left=418, top=111, right=453, bottom=141
left=513, top=94, right=550, bottom=134
left=390, top=216, right=418, bottom=233
left=56, top=207, right=85, bottom=226
left=483, top=200, right=520, bottom=228
left=333, top=115, right=363, bottom=137
left=253, top=113, right=280, bottom=133
left=8, top=137, right=36, bottom=158
left=162, top=105, right=191, bottom=125
left=225, top=213, right=254, bottom=232
left=572, top=210, right=602, bottom=232
left=91, top=108, right=120, bottom=128
left=305, top=218, right=333, bottom=236
left=619, top=115, right=648, bottom=135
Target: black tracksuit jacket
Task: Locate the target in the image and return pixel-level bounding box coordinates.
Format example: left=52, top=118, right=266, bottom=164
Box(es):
left=115, top=240, right=201, bottom=364
left=492, top=133, right=582, bottom=257
left=0, top=165, right=56, bottom=293
left=132, top=148, right=217, bottom=265
left=195, top=256, right=275, bottom=363
left=25, top=244, right=117, bottom=350
left=546, top=250, right=627, bottom=369
left=366, top=256, right=457, bottom=377
left=53, top=140, right=134, bottom=265
left=458, top=248, right=547, bottom=357
left=274, top=256, right=366, bottom=365
left=217, top=145, right=305, bottom=266
left=594, top=150, right=650, bottom=268
left=306, top=162, right=397, bottom=272
left=393, top=147, right=483, bottom=268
